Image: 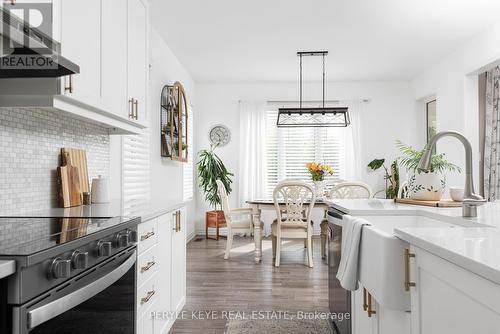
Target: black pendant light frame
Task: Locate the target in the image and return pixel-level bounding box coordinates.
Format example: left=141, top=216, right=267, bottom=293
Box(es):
left=277, top=51, right=351, bottom=128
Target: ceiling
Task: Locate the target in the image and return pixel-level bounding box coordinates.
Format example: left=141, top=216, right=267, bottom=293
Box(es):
left=150, top=0, right=500, bottom=82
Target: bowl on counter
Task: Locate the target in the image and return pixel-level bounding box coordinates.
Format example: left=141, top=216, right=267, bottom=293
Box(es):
left=449, top=187, right=464, bottom=202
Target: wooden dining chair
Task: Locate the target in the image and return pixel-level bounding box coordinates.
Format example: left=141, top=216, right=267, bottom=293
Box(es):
left=271, top=181, right=316, bottom=268
left=320, top=181, right=373, bottom=258
left=216, top=180, right=262, bottom=260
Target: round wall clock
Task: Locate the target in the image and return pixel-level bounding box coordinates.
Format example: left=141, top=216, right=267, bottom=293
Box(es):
left=209, top=125, right=231, bottom=147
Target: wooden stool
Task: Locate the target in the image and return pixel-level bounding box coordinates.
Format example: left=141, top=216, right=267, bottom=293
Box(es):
left=205, top=210, right=227, bottom=240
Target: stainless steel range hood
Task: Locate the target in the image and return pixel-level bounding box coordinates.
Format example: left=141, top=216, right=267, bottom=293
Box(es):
left=0, top=7, right=79, bottom=78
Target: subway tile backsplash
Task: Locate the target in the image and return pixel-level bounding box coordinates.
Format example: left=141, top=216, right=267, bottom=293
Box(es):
left=0, top=108, right=109, bottom=213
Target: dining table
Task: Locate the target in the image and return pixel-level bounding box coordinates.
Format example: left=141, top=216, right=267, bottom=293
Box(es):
left=246, top=198, right=330, bottom=263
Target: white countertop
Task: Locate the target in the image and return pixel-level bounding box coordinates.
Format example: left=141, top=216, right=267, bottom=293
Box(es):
left=0, top=200, right=188, bottom=222
left=0, top=260, right=15, bottom=279
left=326, top=199, right=500, bottom=284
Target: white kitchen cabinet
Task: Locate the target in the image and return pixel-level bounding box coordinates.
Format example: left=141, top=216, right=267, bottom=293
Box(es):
left=136, top=206, right=187, bottom=334
left=101, top=0, right=128, bottom=119
left=170, top=207, right=187, bottom=314
left=59, top=0, right=103, bottom=109
left=352, top=285, right=410, bottom=334
left=127, top=0, right=148, bottom=126
left=409, top=246, right=500, bottom=334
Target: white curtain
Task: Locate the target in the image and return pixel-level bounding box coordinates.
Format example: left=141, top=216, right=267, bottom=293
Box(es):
left=340, top=101, right=363, bottom=181
left=238, top=101, right=268, bottom=207
left=484, top=67, right=500, bottom=201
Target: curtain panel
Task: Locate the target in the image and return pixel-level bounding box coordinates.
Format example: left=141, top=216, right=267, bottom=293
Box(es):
left=484, top=66, right=500, bottom=201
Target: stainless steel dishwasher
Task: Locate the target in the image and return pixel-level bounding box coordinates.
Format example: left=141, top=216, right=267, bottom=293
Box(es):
left=327, top=207, right=351, bottom=334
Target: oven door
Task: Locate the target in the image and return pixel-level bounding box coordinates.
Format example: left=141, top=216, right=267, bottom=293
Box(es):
left=12, top=248, right=136, bottom=334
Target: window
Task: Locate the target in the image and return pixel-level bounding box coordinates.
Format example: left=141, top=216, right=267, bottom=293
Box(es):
left=265, top=110, right=343, bottom=197
left=122, top=130, right=150, bottom=216
left=183, top=106, right=194, bottom=201
left=426, top=99, right=437, bottom=154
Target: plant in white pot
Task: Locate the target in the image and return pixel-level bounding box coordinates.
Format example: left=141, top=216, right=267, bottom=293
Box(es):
left=397, top=141, right=461, bottom=201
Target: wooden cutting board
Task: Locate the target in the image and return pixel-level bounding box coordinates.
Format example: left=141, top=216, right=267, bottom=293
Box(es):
left=59, top=152, right=82, bottom=207
left=61, top=148, right=89, bottom=193
left=395, top=198, right=462, bottom=208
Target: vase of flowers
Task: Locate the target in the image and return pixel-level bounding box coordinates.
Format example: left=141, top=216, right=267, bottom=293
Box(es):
left=306, top=162, right=334, bottom=198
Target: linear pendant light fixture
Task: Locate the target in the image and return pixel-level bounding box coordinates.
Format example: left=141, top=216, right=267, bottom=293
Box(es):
left=277, top=51, right=350, bottom=127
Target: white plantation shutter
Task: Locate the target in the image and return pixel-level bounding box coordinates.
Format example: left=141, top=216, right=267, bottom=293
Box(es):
left=122, top=130, right=150, bottom=216
left=183, top=106, right=194, bottom=201
left=265, top=110, right=343, bottom=197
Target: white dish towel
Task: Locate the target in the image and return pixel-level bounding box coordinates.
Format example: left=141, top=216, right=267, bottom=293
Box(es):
left=336, top=215, right=371, bottom=291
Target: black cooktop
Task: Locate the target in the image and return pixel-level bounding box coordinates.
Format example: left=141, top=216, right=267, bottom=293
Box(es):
left=0, top=216, right=138, bottom=257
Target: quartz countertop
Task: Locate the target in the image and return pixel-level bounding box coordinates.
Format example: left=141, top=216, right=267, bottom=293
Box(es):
left=325, top=198, right=500, bottom=284
left=0, top=260, right=15, bottom=279
left=0, top=200, right=188, bottom=223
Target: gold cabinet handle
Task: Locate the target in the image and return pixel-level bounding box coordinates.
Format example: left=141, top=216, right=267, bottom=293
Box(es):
left=140, top=261, right=155, bottom=273
left=128, top=98, right=135, bottom=120
left=363, top=288, right=368, bottom=311
left=172, top=211, right=181, bottom=232
left=140, top=290, right=155, bottom=304
left=404, top=248, right=416, bottom=291
left=133, top=99, right=139, bottom=120
left=140, top=231, right=155, bottom=241
left=367, top=292, right=376, bottom=317
left=65, top=75, right=74, bottom=93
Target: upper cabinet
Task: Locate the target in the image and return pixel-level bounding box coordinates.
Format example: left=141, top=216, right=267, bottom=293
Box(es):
left=0, top=0, right=149, bottom=134
left=127, top=0, right=148, bottom=126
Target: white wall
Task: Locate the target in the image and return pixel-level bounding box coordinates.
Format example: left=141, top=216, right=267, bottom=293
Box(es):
left=111, top=27, right=197, bottom=240
left=193, top=81, right=416, bottom=233
left=411, top=21, right=500, bottom=192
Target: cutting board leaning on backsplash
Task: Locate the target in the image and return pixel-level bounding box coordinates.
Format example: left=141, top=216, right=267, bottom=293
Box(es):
left=61, top=148, right=90, bottom=193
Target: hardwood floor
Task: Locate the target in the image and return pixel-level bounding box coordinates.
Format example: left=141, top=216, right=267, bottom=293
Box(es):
left=170, top=236, right=329, bottom=334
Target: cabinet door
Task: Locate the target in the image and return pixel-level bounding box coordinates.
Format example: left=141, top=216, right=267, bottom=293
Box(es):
left=59, top=0, right=102, bottom=108
left=171, top=208, right=186, bottom=313
left=127, top=0, right=148, bottom=125
left=410, top=246, right=500, bottom=334
left=352, top=286, right=373, bottom=334
left=101, top=0, right=128, bottom=119
left=154, top=213, right=173, bottom=334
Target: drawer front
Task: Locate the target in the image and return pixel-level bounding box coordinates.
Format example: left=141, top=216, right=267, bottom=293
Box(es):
left=138, top=218, right=158, bottom=254
left=137, top=302, right=155, bottom=334
left=137, top=244, right=159, bottom=288
left=137, top=273, right=158, bottom=319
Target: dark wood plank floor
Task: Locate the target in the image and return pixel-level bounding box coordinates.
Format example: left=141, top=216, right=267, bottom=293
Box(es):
left=170, top=236, right=329, bottom=334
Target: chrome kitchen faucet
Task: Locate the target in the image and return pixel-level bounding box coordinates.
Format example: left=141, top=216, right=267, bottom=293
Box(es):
left=417, top=131, right=486, bottom=217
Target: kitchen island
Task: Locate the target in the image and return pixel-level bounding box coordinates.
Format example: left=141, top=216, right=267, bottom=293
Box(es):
left=325, top=199, right=500, bottom=334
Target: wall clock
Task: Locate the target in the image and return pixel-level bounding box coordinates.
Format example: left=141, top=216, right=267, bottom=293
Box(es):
left=209, top=125, right=231, bottom=147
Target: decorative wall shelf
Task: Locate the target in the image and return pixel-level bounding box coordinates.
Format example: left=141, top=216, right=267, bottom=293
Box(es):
left=160, top=81, right=188, bottom=162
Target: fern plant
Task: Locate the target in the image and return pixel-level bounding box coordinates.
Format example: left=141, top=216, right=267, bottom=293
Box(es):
left=396, top=140, right=461, bottom=174
left=197, top=146, right=233, bottom=209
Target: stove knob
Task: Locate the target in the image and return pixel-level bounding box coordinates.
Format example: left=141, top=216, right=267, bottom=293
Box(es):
left=71, top=250, right=89, bottom=270
left=97, top=241, right=112, bottom=257
left=128, top=230, right=138, bottom=243
left=116, top=232, right=129, bottom=248
left=49, top=258, right=71, bottom=279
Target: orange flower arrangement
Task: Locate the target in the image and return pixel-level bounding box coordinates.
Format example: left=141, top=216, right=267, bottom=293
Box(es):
left=306, top=162, right=334, bottom=181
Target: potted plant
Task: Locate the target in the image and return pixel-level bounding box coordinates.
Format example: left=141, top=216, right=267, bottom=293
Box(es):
left=367, top=158, right=400, bottom=199
left=197, top=146, right=234, bottom=233
left=396, top=140, right=461, bottom=200
left=306, top=162, right=334, bottom=197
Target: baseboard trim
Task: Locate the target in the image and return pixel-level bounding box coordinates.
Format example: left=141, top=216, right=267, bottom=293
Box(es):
left=187, top=230, right=197, bottom=243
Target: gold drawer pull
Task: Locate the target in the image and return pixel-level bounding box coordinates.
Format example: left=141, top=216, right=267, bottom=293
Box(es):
left=404, top=248, right=416, bottom=291
left=140, top=290, right=155, bottom=304
left=65, top=75, right=74, bottom=93
left=128, top=98, right=135, bottom=119
left=133, top=99, right=139, bottom=120
left=367, top=292, right=376, bottom=317
left=363, top=288, right=368, bottom=311
left=140, top=231, right=155, bottom=241
left=140, top=261, right=155, bottom=273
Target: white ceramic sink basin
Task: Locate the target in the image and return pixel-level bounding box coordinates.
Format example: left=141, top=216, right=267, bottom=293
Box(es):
left=358, top=215, right=456, bottom=311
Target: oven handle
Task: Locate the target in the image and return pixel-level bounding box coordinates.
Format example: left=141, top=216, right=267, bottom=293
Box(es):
left=27, top=250, right=136, bottom=329
left=327, top=209, right=344, bottom=220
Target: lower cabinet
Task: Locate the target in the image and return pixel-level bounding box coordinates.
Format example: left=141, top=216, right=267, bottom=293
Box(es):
left=352, top=285, right=410, bottom=334
left=408, top=246, right=500, bottom=334
left=136, top=206, right=187, bottom=334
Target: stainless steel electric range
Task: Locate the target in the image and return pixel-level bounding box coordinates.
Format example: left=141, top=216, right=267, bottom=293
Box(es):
left=0, top=216, right=140, bottom=334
